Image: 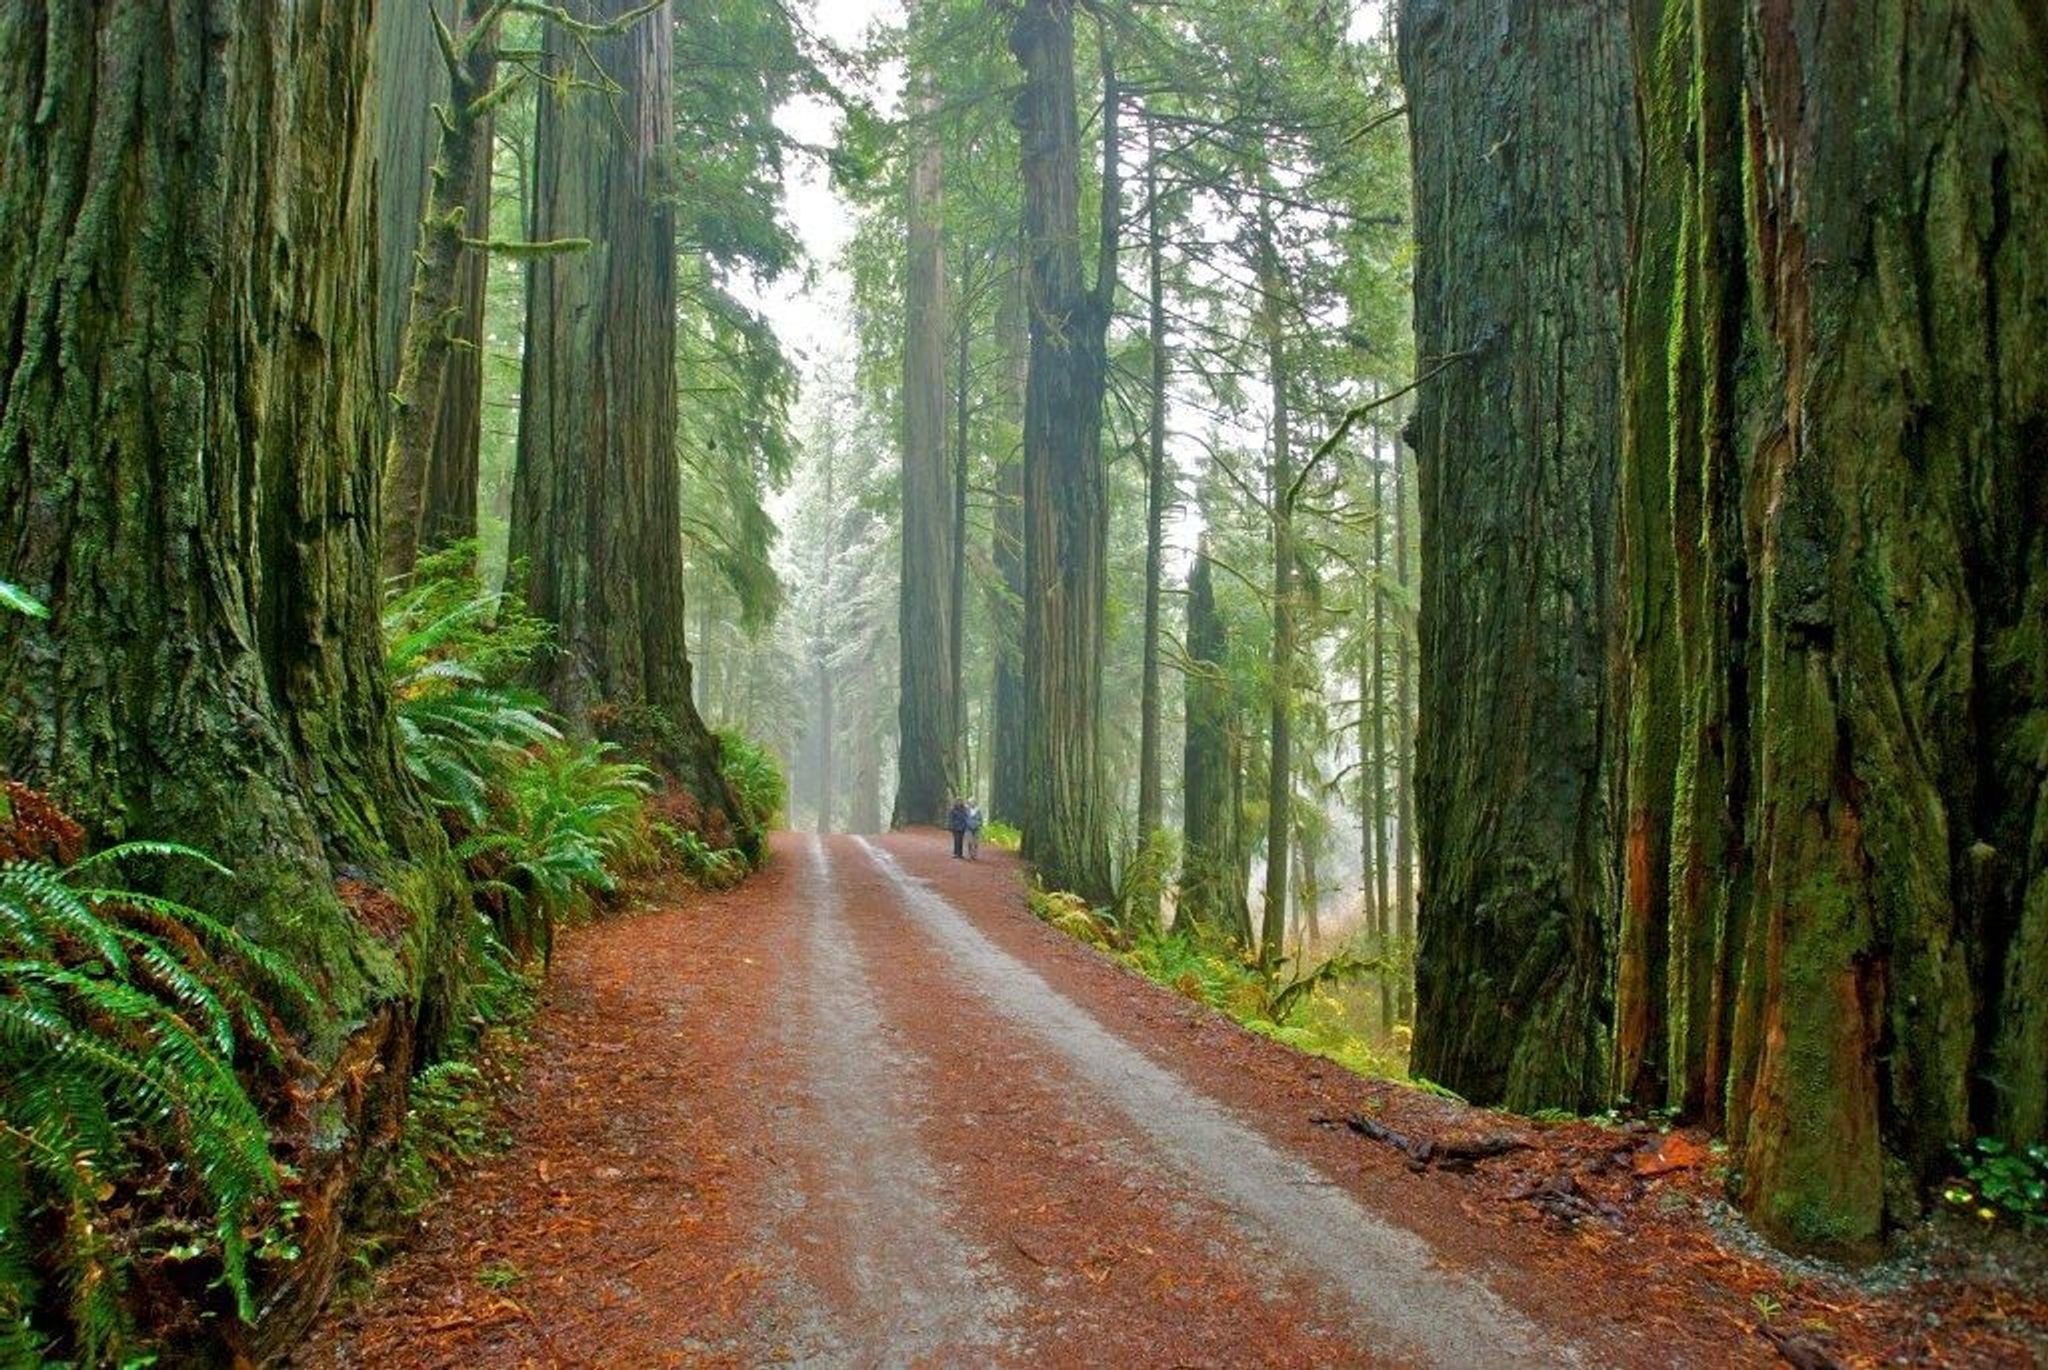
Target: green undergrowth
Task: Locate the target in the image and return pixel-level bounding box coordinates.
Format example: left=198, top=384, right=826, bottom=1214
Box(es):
left=0, top=798, right=314, bottom=1364
left=1026, top=884, right=1408, bottom=1082
left=389, top=545, right=770, bottom=931
left=0, top=552, right=781, bottom=1359
left=389, top=938, right=541, bottom=1220
left=1942, top=1138, right=2048, bottom=1230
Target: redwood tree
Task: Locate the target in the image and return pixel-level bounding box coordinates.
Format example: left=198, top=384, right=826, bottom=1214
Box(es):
left=1010, top=0, right=1117, bottom=904
left=509, top=0, right=745, bottom=849
left=1400, top=0, right=1636, bottom=1110
left=1620, top=0, right=2048, bottom=1255
left=894, top=0, right=958, bottom=828
left=0, top=0, right=465, bottom=1350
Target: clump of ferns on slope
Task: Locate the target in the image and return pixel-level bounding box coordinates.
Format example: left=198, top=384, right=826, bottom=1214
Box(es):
left=0, top=784, right=315, bottom=1364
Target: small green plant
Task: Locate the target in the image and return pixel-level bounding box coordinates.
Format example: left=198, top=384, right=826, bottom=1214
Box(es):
left=0, top=580, right=48, bottom=619
left=1943, top=1137, right=2048, bottom=1228
left=663, top=826, right=747, bottom=890
left=476, top=1259, right=523, bottom=1291
left=1029, top=885, right=1115, bottom=947
left=0, top=824, right=312, bottom=1362
left=982, top=820, right=1022, bottom=851
left=716, top=729, right=786, bottom=835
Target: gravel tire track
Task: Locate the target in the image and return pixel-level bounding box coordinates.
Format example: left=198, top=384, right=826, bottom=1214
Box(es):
left=851, top=836, right=1576, bottom=1369
left=757, top=836, right=1019, bottom=1365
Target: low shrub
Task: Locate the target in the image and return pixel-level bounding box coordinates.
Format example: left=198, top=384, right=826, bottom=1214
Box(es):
left=384, top=546, right=559, bottom=827
left=663, top=825, right=748, bottom=890
left=1028, top=879, right=1404, bottom=1084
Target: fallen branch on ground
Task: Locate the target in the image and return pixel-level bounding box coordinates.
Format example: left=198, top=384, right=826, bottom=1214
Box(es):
left=1503, top=1171, right=1625, bottom=1226
left=1311, top=1112, right=1534, bottom=1173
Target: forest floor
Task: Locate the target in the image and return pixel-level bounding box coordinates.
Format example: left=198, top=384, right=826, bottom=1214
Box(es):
left=299, top=831, right=2047, bottom=1369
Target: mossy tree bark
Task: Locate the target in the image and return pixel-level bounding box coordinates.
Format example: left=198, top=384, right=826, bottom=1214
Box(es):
left=1400, top=0, right=1635, bottom=1110
left=1010, top=0, right=1117, bottom=904
left=0, top=0, right=467, bottom=1351
left=509, top=0, right=747, bottom=851
left=1181, top=548, right=1253, bottom=944
left=895, top=0, right=958, bottom=829
left=1623, top=0, right=2048, bottom=1255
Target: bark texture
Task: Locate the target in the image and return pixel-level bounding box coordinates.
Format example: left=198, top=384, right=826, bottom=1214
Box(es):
left=1401, top=0, right=1635, bottom=1110
left=895, top=0, right=958, bottom=828
left=1622, top=0, right=2048, bottom=1255
left=421, top=105, right=491, bottom=554
left=1010, top=0, right=1116, bottom=903
left=1180, top=550, right=1253, bottom=943
left=0, top=0, right=466, bottom=1351
left=509, top=0, right=746, bottom=849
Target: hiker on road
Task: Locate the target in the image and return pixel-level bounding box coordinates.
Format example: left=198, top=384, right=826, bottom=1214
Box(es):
left=948, top=798, right=970, bottom=858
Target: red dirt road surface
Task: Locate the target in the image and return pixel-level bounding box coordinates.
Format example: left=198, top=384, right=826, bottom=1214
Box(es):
left=300, top=832, right=2046, bottom=1368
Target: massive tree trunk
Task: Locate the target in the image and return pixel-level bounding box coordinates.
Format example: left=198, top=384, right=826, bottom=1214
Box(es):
left=0, top=1, right=466, bottom=1352
left=950, top=308, right=971, bottom=772
left=894, top=3, right=957, bottom=829
left=814, top=449, right=838, bottom=836
left=1010, top=0, right=1116, bottom=903
left=1400, top=0, right=1635, bottom=1111
left=988, top=248, right=1030, bottom=825
left=420, top=111, right=491, bottom=555
left=1369, top=451, right=1393, bottom=1027
left=1623, top=0, right=2048, bottom=1256
left=509, top=0, right=746, bottom=850
left=374, top=0, right=447, bottom=404
left=1181, top=549, right=1253, bottom=943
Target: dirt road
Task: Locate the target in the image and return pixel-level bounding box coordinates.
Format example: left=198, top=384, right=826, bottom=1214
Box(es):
left=301, top=833, right=2041, bottom=1368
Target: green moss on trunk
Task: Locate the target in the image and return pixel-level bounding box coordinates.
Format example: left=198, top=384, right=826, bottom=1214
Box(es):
left=1626, top=0, right=2048, bottom=1255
